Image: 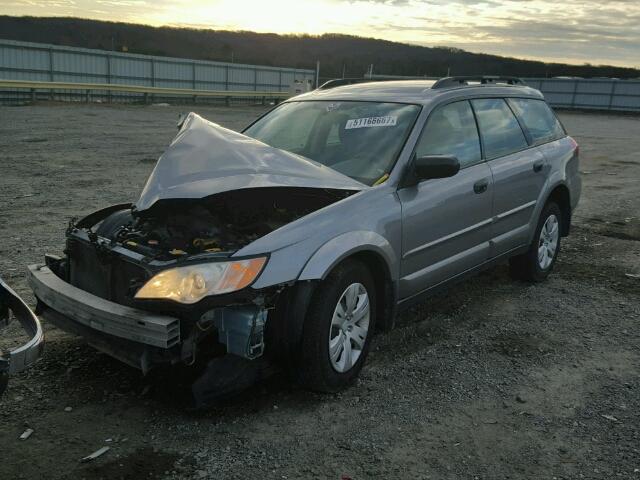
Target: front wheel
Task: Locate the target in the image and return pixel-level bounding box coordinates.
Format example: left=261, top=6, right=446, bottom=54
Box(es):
left=297, top=259, right=376, bottom=393
left=509, top=201, right=562, bottom=282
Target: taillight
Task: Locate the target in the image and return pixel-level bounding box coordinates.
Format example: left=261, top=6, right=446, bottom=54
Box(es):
left=568, top=136, right=579, bottom=156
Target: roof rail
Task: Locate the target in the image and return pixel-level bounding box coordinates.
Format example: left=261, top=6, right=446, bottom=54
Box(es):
left=432, top=76, right=525, bottom=89
left=318, top=78, right=373, bottom=90
left=318, top=77, right=425, bottom=90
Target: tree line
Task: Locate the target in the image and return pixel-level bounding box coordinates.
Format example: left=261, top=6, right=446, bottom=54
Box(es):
left=1, top=16, right=638, bottom=79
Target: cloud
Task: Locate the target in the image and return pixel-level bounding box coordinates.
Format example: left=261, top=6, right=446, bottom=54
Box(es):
left=3, top=0, right=639, bottom=66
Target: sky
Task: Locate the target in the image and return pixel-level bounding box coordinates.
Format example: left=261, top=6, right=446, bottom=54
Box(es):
left=2, top=0, right=639, bottom=67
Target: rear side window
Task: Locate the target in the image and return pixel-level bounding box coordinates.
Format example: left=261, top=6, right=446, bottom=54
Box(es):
left=508, top=98, right=565, bottom=145
left=471, top=98, right=528, bottom=159
left=415, top=100, right=482, bottom=169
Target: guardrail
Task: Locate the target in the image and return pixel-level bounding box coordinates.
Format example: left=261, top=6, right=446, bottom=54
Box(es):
left=0, top=79, right=290, bottom=104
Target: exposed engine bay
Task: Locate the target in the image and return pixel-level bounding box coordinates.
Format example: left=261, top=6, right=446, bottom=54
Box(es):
left=90, top=187, right=351, bottom=260
left=53, top=114, right=364, bottom=309
left=26, top=112, right=367, bottom=397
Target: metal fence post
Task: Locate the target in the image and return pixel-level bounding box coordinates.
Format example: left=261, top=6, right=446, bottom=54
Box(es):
left=48, top=47, right=54, bottom=100
left=254, top=68, right=258, bottom=104
left=192, top=62, right=196, bottom=90
left=150, top=58, right=155, bottom=104
left=570, top=79, right=578, bottom=108
left=608, top=81, right=617, bottom=111
left=278, top=70, right=282, bottom=92
left=106, top=54, right=112, bottom=103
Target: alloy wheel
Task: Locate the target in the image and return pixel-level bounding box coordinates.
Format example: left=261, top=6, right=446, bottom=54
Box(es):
left=538, top=214, right=559, bottom=270
left=328, top=282, right=370, bottom=373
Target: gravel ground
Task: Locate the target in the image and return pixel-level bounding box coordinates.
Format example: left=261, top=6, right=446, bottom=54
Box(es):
left=0, top=103, right=639, bottom=480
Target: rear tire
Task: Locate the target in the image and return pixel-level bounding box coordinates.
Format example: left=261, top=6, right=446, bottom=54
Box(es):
left=509, top=201, right=562, bottom=282
left=297, top=259, right=376, bottom=393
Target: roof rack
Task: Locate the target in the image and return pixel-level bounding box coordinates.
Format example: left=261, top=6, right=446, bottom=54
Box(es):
left=318, top=78, right=371, bottom=90
left=319, top=78, right=408, bottom=90
left=318, top=77, right=431, bottom=90
left=432, top=76, right=525, bottom=89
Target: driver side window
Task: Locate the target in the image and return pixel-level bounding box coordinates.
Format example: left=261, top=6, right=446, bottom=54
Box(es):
left=415, top=101, right=482, bottom=169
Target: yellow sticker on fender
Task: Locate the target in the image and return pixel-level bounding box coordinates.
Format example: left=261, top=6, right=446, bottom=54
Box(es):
left=345, top=116, right=397, bottom=129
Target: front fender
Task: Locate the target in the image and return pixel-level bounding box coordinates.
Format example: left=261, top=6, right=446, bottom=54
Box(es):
left=298, top=230, right=397, bottom=281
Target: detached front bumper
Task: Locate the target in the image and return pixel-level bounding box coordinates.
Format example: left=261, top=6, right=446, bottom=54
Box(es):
left=27, top=264, right=271, bottom=373
left=0, top=277, right=44, bottom=395
left=28, top=264, right=181, bottom=372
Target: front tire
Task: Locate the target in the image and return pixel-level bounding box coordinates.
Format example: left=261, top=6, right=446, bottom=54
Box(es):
left=297, top=259, right=376, bottom=393
left=509, top=201, right=562, bottom=282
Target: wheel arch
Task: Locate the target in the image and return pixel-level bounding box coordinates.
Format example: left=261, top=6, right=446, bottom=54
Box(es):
left=545, top=183, right=572, bottom=236
left=298, top=231, right=398, bottom=331
left=267, top=243, right=397, bottom=368
left=346, top=250, right=397, bottom=332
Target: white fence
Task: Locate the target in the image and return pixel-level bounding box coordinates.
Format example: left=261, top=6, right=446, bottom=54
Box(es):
left=370, top=74, right=640, bottom=113
left=524, top=78, right=640, bottom=112
left=1, top=40, right=638, bottom=112
left=0, top=39, right=315, bottom=104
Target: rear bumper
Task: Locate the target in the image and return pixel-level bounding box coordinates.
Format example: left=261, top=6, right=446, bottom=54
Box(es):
left=28, top=264, right=181, bottom=371
left=1, top=277, right=44, bottom=394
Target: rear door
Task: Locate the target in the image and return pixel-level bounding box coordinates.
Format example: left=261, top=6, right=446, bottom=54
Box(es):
left=471, top=98, right=547, bottom=257
left=398, top=100, right=493, bottom=300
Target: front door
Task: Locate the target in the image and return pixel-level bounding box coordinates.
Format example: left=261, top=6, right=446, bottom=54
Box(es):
left=398, top=100, right=493, bottom=301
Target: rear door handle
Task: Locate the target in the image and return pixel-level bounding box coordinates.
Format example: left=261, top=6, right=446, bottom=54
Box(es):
left=533, top=161, right=544, bottom=172
left=473, top=179, right=489, bottom=194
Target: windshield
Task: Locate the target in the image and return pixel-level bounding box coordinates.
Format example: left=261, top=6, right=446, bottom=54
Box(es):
left=244, top=101, right=421, bottom=185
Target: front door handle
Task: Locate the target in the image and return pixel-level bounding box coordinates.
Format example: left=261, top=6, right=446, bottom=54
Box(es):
left=473, top=179, right=489, bottom=194
left=533, top=161, right=544, bottom=172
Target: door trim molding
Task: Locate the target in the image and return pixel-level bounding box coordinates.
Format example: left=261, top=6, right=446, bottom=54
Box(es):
left=402, top=218, right=493, bottom=259
left=494, top=200, right=537, bottom=221
left=402, top=199, right=536, bottom=260
left=397, top=244, right=529, bottom=307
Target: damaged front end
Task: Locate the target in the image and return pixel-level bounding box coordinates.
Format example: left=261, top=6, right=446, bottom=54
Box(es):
left=28, top=113, right=363, bottom=377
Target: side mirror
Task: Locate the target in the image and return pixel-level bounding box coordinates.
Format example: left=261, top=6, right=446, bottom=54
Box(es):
left=414, top=155, right=460, bottom=181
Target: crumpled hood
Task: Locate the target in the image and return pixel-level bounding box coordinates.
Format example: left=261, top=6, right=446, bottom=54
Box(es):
left=136, top=112, right=366, bottom=212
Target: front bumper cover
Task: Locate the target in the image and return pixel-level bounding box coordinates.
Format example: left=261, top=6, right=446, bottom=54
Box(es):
left=28, top=264, right=181, bottom=349
left=0, top=277, right=44, bottom=395
left=28, top=264, right=272, bottom=372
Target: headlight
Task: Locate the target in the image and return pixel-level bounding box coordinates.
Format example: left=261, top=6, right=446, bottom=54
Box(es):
left=134, top=257, right=267, bottom=304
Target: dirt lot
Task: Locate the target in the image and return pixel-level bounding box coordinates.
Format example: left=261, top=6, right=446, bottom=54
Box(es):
left=0, top=103, right=639, bottom=480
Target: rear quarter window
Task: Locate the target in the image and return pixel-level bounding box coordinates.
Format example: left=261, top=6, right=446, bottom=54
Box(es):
left=471, top=98, right=529, bottom=160
left=507, top=98, right=565, bottom=145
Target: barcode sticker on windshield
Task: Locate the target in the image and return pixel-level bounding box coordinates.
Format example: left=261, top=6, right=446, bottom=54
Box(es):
left=345, top=116, right=397, bottom=129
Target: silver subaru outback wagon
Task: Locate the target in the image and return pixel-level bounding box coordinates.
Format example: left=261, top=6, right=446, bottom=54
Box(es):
left=28, top=76, right=580, bottom=400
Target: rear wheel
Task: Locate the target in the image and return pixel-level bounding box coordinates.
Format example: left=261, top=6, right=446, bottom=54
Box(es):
left=509, top=201, right=562, bottom=282
left=297, top=259, right=376, bottom=392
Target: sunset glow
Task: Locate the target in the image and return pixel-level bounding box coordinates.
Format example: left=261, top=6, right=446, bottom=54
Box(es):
left=2, top=0, right=639, bottom=67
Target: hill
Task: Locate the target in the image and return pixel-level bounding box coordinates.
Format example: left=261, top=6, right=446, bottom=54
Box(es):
left=1, top=16, right=638, bottom=79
